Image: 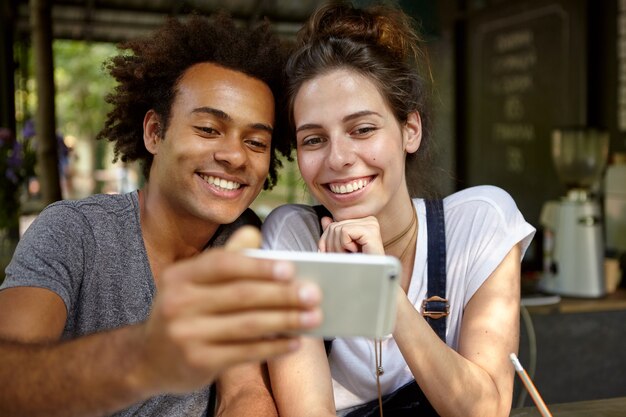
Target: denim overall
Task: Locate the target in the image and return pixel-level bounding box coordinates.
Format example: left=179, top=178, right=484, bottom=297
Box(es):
left=315, top=199, right=448, bottom=417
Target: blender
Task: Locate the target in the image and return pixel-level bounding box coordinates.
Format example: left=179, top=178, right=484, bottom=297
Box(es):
left=538, top=128, right=609, bottom=298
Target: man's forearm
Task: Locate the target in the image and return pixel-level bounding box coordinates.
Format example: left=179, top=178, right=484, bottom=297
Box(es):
left=0, top=324, right=155, bottom=417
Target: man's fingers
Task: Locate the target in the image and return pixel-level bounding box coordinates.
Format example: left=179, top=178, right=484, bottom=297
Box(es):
left=160, top=280, right=321, bottom=317
left=169, top=309, right=322, bottom=343
left=167, top=248, right=295, bottom=285
left=208, top=280, right=322, bottom=311
left=224, top=225, right=262, bottom=251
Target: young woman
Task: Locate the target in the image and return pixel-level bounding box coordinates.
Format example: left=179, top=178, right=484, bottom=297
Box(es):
left=261, top=2, right=536, bottom=416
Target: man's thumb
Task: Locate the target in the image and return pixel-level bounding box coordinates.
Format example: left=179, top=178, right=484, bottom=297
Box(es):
left=224, top=226, right=262, bottom=251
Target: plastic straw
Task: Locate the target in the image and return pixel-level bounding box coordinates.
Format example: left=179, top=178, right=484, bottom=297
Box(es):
left=509, top=353, right=553, bottom=417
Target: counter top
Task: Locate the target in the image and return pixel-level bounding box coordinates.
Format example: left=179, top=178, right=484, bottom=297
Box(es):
left=554, top=288, right=626, bottom=313
left=521, top=279, right=626, bottom=314
left=510, top=396, right=626, bottom=416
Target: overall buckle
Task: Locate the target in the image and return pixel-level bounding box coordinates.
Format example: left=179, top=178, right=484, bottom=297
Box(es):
left=421, top=296, right=449, bottom=319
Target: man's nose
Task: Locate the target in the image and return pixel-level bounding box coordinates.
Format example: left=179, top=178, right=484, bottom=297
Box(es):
left=214, top=136, right=246, bottom=168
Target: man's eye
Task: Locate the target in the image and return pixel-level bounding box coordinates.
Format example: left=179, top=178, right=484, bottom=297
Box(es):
left=245, top=138, right=269, bottom=151
left=196, top=126, right=219, bottom=135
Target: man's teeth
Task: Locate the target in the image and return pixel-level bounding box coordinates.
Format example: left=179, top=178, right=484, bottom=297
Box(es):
left=203, top=175, right=241, bottom=190
left=329, top=179, right=369, bottom=194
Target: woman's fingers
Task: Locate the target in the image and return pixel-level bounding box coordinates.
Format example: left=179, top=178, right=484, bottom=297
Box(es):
left=319, top=216, right=384, bottom=254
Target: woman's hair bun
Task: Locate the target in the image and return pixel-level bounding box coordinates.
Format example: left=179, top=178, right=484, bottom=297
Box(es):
left=298, top=1, right=421, bottom=63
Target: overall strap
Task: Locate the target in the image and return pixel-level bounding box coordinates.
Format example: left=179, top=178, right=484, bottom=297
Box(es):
left=423, top=199, right=449, bottom=342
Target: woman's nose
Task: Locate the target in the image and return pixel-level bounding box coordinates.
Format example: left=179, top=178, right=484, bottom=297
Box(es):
left=326, top=137, right=355, bottom=170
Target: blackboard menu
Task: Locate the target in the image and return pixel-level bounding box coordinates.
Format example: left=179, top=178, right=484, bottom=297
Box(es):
left=618, top=0, right=626, bottom=133
left=465, top=0, right=587, bottom=227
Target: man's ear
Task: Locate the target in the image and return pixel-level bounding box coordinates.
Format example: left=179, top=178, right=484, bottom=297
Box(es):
left=143, top=110, right=162, bottom=155
left=403, top=111, right=422, bottom=154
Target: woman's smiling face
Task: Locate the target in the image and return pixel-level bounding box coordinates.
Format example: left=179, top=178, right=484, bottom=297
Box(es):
left=294, top=69, right=420, bottom=221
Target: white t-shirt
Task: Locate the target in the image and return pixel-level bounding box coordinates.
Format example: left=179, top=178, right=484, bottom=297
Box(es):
left=261, top=185, right=536, bottom=411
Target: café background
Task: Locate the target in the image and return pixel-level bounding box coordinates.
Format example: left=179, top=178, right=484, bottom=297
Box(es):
left=1, top=0, right=625, bottom=409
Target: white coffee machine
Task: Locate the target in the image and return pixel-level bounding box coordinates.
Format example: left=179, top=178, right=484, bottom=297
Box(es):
left=538, top=128, right=609, bottom=298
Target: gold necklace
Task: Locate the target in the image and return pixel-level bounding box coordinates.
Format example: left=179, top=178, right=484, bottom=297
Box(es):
left=382, top=206, right=417, bottom=249
left=397, top=211, right=417, bottom=264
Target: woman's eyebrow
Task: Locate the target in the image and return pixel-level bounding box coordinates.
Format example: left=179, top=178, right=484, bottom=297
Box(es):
left=296, top=111, right=382, bottom=134
left=295, top=123, right=322, bottom=133
left=342, top=110, right=382, bottom=122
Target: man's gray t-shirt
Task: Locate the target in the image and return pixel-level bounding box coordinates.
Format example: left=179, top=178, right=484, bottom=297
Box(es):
left=2, top=191, right=257, bottom=416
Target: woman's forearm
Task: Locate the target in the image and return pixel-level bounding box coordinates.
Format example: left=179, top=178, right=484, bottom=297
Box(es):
left=393, top=300, right=507, bottom=417
left=268, top=338, right=336, bottom=417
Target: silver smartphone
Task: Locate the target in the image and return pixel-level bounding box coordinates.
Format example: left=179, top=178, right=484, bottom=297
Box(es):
left=244, top=249, right=401, bottom=338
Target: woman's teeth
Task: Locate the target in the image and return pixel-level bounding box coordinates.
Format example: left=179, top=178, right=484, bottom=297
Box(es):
left=203, top=175, right=241, bottom=190
left=329, top=179, right=369, bottom=194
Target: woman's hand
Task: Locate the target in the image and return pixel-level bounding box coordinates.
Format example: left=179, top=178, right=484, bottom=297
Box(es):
left=318, top=216, right=384, bottom=255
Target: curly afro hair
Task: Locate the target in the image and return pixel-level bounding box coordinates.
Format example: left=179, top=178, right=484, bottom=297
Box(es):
left=97, top=13, right=291, bottom=189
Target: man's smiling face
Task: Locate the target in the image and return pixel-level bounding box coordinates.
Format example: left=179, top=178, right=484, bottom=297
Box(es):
left=146, top=62, right=275, bottom=226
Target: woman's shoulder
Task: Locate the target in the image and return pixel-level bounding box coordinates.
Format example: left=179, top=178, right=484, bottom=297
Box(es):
left=443, top=185, right=520, bottom=217
left=264, top=203, right=317, bottom=224
left=261, top=204, right=321, bottom=251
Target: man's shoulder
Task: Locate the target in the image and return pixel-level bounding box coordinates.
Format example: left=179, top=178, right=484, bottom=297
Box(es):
left=64, top=191, right=137, bottom=211
left=43, top=191, right=138, bottom=218
left=31, top=191, right=139, bottom=235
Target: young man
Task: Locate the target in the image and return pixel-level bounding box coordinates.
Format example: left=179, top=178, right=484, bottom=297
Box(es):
left=0, top=14, right=321, bottom=417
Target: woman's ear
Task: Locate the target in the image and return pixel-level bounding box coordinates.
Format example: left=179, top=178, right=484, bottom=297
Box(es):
left=403, top=111, right=422, bottom=154
left=143, top=110, right=162, bottom=155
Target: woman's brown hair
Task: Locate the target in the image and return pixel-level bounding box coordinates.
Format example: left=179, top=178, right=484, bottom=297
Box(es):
left=285, top=1, right=437, bottom=196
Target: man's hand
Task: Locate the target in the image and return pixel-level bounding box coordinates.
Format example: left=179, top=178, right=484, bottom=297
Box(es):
left=135, top=226, right=323, bottom=395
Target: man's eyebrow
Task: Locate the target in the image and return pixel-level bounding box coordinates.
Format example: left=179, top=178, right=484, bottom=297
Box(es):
left=250, top=123, right=274, bottom=134
left=192, top=107, right=273, bottom=134
left=192, top=107, right=232, bottom=121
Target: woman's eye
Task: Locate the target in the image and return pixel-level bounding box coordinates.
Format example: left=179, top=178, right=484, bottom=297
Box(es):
left=352, top=126, right=377, bottom=136
left=301, top=136, right=325, bottom=147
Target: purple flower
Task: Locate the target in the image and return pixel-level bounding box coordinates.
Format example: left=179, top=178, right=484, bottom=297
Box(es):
left=8, top=142, right=23, bottom=170
left=22, top=119, right=36, bottom=139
